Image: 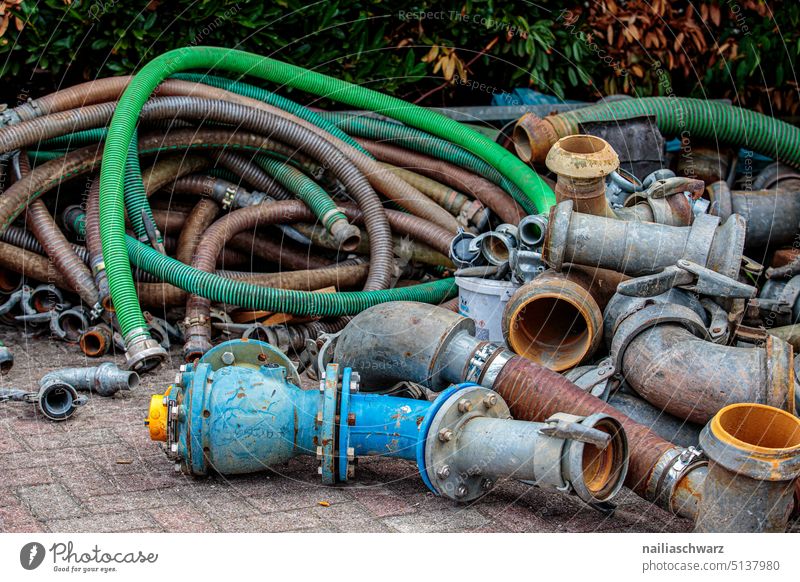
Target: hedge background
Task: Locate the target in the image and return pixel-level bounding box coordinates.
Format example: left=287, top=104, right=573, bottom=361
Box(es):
left=0, top=0, right=797, bottom=116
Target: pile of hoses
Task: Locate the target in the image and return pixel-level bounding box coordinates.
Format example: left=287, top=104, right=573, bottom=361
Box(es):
left=0, top=46, right=554, bottom=371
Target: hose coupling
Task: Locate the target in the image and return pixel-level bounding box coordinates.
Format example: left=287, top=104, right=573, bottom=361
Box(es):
left=124, top=330, right=168, bottom=372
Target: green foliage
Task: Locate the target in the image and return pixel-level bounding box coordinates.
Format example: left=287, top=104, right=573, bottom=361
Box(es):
left=0, top=0, right=797, bottom=113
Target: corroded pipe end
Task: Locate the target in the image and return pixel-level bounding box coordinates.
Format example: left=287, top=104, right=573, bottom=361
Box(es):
left=513, top=113, right=559, bottom=164
left=703, top=403, right=800, bottom=481
left=329, top=219, right=361, bottom=252
left=79, top=326, right=112, bottom=358
left=546, top=135, right=619, bottom=180
left=502, top=271, right=603, bottom=371
left=547, top=135, right=619, bottom=218
left=567, top=413, right=629, bottom=504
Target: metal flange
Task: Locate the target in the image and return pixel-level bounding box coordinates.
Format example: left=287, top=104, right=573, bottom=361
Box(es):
left=421, top=384, right=510, bottom=502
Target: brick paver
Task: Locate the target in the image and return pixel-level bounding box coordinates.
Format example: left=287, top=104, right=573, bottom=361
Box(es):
left=0, top=333, right=760, bottom=533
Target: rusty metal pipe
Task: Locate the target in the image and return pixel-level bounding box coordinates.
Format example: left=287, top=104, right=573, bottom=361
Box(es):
left=502, top=269, right=610, bottom=371
left=695, top=404, right=800, bottom=532
left=544, top=200, right=745, bottom=278
left=708, top=179, right=800, bottom=249
left=333, top=302, right=705, bottom=515
left=621, top=325, right=794, bottom=424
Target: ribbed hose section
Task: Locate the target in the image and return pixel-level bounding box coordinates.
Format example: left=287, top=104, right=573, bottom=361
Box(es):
left=135, top=96, right=457, bottom=232
left=0, top=102, right=116, bottom=154
left=0, top=240, right=74, bottom=287
left=175, top=198, right=220, bottom=265
left=170, top=73, right=371, bottom=156
left=1, top=226, right=90, bottom=265
left=85, top=180, right=113, bottom=309
left=359, top=139, right=525, bottom=224
left=319, top=111, right=530, bottom=209
left=215, top=151, right=291, bottom=199
left=494, top=356, right=676, bottom=496
left=183, top=200, right=348, bottom=357
left=16, top=153, right=99, bottom=308
left=13, top=76, right=132, bottom=121
left=141, top=155, right=208, bottom=195
left=99, top=47, right=549, bottom=343
left=136, top=98, right=394, bottom=291
left=0, top=144, right=103, bottom=233
left=155, top=78, right=458, bottom=231
left=25, top=200, right=99, bottom=307
left=547, top=97, right=800, bottom=168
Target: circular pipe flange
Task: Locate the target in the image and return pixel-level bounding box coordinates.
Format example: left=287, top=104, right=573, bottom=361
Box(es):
left=422, top=384, right=510, bottom=502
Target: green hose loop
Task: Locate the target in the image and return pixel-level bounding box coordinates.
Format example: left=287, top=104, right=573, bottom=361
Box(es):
left=172, top=73, right=372, bottom=157
left=551, top=97, right=800, bottom=168
left=127, top=237, right=456, bottom=314
left=100, top=46, right=552, bottom=341
left=319, top=111, right=531, bottom=209
left=123, top=131, right=159, bottom=241
left=253, top=155, right=347, bottom=231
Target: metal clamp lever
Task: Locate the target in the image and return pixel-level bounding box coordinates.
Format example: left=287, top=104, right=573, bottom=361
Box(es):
left=617, top=259, right=756, bottom=299
left=539, top=419, right=612, bottom=449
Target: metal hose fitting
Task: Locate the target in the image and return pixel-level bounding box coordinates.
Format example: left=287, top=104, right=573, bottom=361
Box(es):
left=41, top=362, right=139, bottom=397
left=695, top=404, right=800, bottom=532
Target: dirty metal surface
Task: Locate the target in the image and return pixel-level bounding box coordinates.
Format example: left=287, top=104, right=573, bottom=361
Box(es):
left=0, top=330, right=740, bottom=534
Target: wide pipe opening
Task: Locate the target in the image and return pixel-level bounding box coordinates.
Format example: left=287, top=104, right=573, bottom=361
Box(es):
left=506, top=294, right=594, bottom=371
left=512, top=122, right=533, bottom=163
left=581, top=418, right=626, bottom=498
left=79, top=330, right=106, bottom=357
left=559, top=134, right=606, bottom=155
left=715, top=403, right=800, bottom=451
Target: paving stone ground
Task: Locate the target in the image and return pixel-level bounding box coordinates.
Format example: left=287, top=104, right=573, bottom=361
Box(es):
left=0, top=329, right=789, bottom=534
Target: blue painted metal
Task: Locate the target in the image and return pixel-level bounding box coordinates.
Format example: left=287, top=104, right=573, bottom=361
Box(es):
left=337, top=367, right=352, bottom=482
left=414, top=383, right=478, bottom=493
left=320, top=363, right=339, bottom=484
left=347, top=392, right=429, bottom=460
left=167, top=342, right=488, bottom=490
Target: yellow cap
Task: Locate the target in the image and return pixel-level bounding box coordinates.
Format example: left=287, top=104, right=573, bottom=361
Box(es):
left=146, top=393, right=169, bottom=442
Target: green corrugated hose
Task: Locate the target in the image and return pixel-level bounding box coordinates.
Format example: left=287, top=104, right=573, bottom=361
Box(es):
left=252, top=154, right=347, bottom=232
left=99, top=46, right=553, bottom=343
left=549, top=97, right=800, bottom=167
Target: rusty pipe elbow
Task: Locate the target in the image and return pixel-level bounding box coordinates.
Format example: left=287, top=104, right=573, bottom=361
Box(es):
left=618, top=323, right=794, bottom=425
left=512, top=113, right=559, bottom=164
left=502, top=269, right=604, bottom=371
left=695, top=403, right=800, bottom=532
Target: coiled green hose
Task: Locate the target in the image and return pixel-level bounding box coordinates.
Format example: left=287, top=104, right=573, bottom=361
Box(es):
left=100, top=46, right=552, bottom=342
left=549, top=97, right=800, bottom=167
left=126, top=238, right=457, bottom=314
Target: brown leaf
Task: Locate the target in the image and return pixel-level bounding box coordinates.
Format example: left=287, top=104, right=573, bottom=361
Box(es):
left=710, top=3, right=721, bottom=26
left=0, top=13, right=9, bottom=37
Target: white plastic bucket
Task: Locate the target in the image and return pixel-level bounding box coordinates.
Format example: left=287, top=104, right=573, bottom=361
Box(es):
left=456, top=276, right=520, bottom=343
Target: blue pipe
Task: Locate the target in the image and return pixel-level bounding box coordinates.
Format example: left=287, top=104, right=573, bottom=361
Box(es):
left=148, top=339, right=628, bottom=507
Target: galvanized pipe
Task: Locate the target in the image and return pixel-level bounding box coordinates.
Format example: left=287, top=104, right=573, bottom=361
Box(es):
left=41, top=363, right=139, bottom=397
left=333, top=302, right=705, bottom=516
left=147, top=340, right=628, bottom=508
left=708, top=179, right=800, bottom=249
left=543, top=200, right=745, bottom=278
